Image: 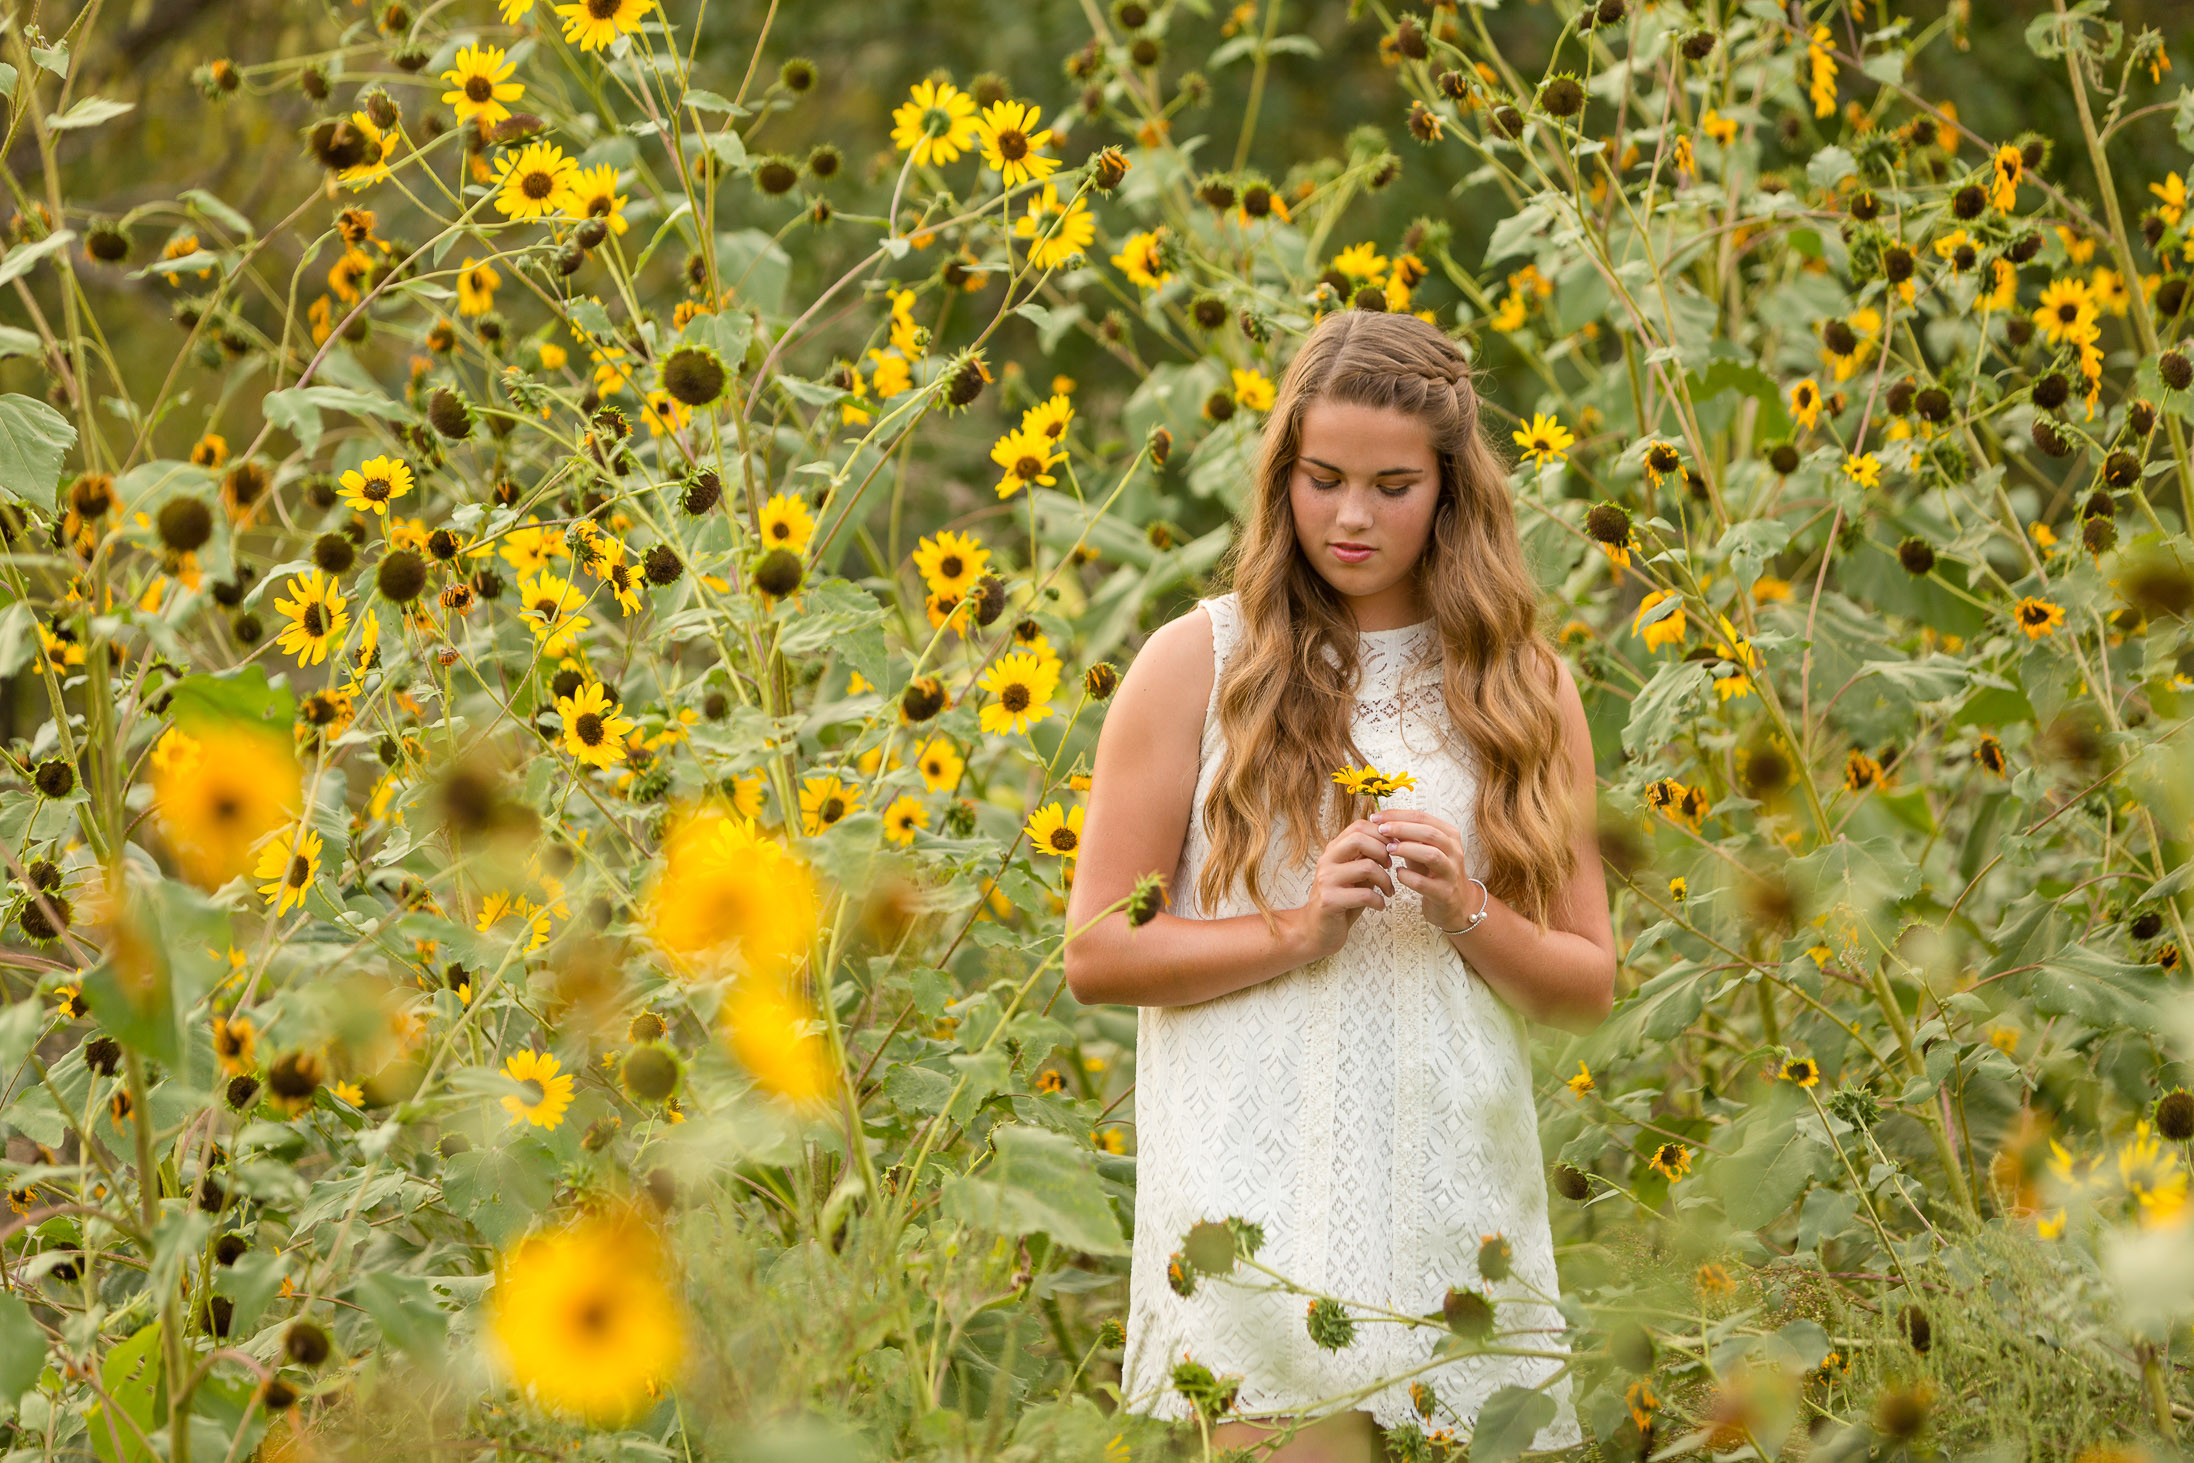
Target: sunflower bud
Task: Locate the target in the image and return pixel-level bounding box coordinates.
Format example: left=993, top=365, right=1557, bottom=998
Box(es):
left=945, top=356, right=988, bottom=409
left=2157, top=1088, right=2194, bottom=1141
left=901, top=675, right=946, bottom=723
left=1441, top=1288, right=1494, bottom=1341
left=662, top=345, right=727, bottom=407
left=1539, top=76, right=1585, bottom=118
left=620, top=1045, right=682, bottom=1103
left=2031, top=418, right=2073, bottom=458
left=377, top=549, right=427, bottom=602
left=1306, top=1296, right=1357, bottom=1351
left=285, top=1319, right=331, bottom=1367
left=86, top=224, right=130, bottom=262
left=156, top=496, right=214, bottom=553
left=1126, top=871, right=1166, bottom=927
left=681, top=469, right=723, bottom=516
left=1182, top=1220, right=1236, bottom=1276
left=427, top=387, right=472, bottom=439
left=1897, top=1304, right=1933, bottom=1354
left=1091, top=145, right=1130, bottom=192
left=753, top=548, right=803, bottom=598
left=1083, top=662, right=1119, bottom=701
left=1147, top=425, right=1172, bottom=465
left=490, top=113, right=545, bottom=145
left=1896, top=537, right=1935, bottom=575
left=33, top=759, right=75, bottom=797
left=970, top=575, right=1007, bottom=626
left=1553, top=1162, right=1590, bottom=1201
left=1477, top=1234, right=1513, bottom=1282
left=267, top=1051, right=323, bottom=1103
left=1585, top=502, right=1631, bottom=545
left=2160, top=350, right=2193, bottom=392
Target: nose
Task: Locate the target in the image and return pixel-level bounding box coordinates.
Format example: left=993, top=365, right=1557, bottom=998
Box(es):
left=1335, top=485, right=1376, bottom=531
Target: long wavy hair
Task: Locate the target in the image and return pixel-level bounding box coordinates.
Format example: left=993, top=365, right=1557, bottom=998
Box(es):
left=1197, top=309, right=1576, bottom=927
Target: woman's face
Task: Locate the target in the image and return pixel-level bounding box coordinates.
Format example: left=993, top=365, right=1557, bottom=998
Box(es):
left=1287, top=399, right=1442, bottom=620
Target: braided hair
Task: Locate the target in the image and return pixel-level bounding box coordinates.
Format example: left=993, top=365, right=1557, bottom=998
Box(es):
left=1199, top=310, right=1576, bottom=927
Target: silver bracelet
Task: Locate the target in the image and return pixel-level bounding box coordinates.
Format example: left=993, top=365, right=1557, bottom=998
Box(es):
left=1436, top=877, right=1491, bottom=935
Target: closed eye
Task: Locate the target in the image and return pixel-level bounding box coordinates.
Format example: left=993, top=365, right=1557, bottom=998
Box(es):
left=1309, top=476, right=1340, bottom=490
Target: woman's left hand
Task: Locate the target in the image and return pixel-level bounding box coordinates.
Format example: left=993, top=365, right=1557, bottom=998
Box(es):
left=1370, top=808, right=1480, bottom=930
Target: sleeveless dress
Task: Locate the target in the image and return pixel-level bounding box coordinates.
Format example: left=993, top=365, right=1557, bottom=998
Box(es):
left=1119, top=593, right=1580, bottom=1448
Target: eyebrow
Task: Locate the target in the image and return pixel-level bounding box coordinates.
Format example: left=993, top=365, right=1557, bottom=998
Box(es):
left=1300, top=456, right=1425, bottom=476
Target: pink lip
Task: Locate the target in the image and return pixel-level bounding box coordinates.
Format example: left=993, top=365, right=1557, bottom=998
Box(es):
left=1331, top=543, right=1374, bottom=563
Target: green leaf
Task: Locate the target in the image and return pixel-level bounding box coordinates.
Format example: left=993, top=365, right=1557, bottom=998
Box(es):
left=1468, top=1385, right=1556, bottom=1463
left=0, top=62, right=17, bottom=99
left=1805, top=146, right=1857, bottom=190
left=178, top=188, right=254, bottom=239
left=0, top=1292, right=44, bottom=1399
left=46, top=95, right=133, bottom=130
left=681, top=88, right=746, bottom=116
left=1483, top=200, right=1554, bottom=266
left=88, top=1322, right=162, bottom=1463
left=1708, top=1085, right=1832, bottom=1228
left=1621, top=660, right=1713, bottom=759
left=1687, top=356, right=1792, bottom=438
left=0, top=323, right=43, bottom=358
left=941, top=1124, right=1129, bottom=1255
left=0, top=392, right=76, bottom=495
left=353, top=1272, right=450, bottom=1358
left=0, top=231, right=75, bottom=289
left=166, top=664, right=297, bottom=733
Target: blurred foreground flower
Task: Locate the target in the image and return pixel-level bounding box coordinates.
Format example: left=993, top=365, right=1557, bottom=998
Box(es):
left=150, top=721, right=304, bottom=889
left=487, top=1210, right=684, bottom=1422
left=644, top=803, right=816, bottom=977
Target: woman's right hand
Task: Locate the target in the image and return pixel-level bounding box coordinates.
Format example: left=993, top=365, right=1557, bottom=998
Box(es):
left=1286, top=819, right=1395, bottom=963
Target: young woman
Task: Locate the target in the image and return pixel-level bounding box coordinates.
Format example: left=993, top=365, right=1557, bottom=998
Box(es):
left=1064, top=309, right=1616, bottom=1462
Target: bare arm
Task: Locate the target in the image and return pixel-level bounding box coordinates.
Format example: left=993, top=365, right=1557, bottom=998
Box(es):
left=1063, top=608, right=1396, bottom=1008
left=1375, top=657, right=1617, bottom=1033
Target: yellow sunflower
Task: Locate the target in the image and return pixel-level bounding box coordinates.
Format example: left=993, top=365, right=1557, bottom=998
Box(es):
left=1329, top=240, right=1390, bottom=286
left=975, top=99, right=1059, bottom=188
left=882, top=795, right=928, bottom=847
left=1231, top=368, right=1276, bottom=412
left=1020, top=392, right=1075, bottom=443
left=338, top=455, right=415, bottom=517
left=1511, top=412, right=1576, bottom=468
left=1110, top=230, right=1170, bottom=289
left=274, top=569, right=350, bottom=666
left=518, top=571, right=591, bottom=657
left=554, top=0, right=654, bottom=51
left=644, top=804, right=816, bottom=977
left=501, top=1048, right=575, bottom=1129
left=912, top=529, right=989, bottom=600
left=456, top=258, right=501, bottom=317
left=564, top=163, right=629, bottom=234
left=1789, top=378, right=1824, bottom=431
left=493, top=141, right=579, bottom=223
left=757, top=492, right=815, bottom=555
left=558, top=682, right=636, bottom=768
left=150, top=724, right=303, bottom=889
left=338, top=112, right=398, bottom=190
left=2013, top=595, right=2065, bottom=639
left=798, top=774, right=862, bottom=835
left=725, top=974, right=835, bottom=1101
left=487, top=1212, right=685, bottom=1424
left=890, top=78, right=981, bottom=168
left=990, top=426, right=1064, bottom=500
left=1632, top=590, right=1686, bottom=650
left=978, top=651, right=1060, bottom=736
left=253, top=827, right=323, bottom=917
left=1025, top=803, right=1084, bottom=860
left=1648, top=1141, right=1692, bottom=1182
left=1014, top=185, right=1095, bottom=270
left=2032, top=277, right=2098, bottom=346
left=440, top=43, right=523, bottom=127
left=913, top=736, right=963, bottom=793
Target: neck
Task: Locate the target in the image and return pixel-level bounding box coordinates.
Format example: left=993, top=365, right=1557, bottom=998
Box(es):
left=1341, top=580, right=1426, bottom=632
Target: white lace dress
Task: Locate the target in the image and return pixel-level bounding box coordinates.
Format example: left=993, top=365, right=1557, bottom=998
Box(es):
left=1119, top=593, right=1579, bottom=1447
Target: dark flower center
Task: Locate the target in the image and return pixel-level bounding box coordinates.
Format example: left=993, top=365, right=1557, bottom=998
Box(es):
left=466, top=76, right=492, bottom=103
left=2021, top=603, right=2048, bottom=624
left=362, top=476, right=391, bottom=502
left=769, top=521, right=790, bottom=540
left=2055, top=302, right=2079, bottom=323
left=286, top=855, right=311, bottom=887
left=574, top=1295, right=611, bottom=1333
left=587, top=195, right=612, bottom=217
left=520, top=1078, right=546, bottom=1104
left=522, top=170, right=555, bottom=200
left=211, top=792, right=243, bottom=824
left=588, top=0, right=621, bottom=17
left=576, top=713, right=605, bottom=745
left=1000, top=684, right=1030, bottom=713
left=533, top=598, right=559, bottom=618
left=1014, top=455, right=1044, bottom=479
left=939, top=555, right=962, bottom=578
left=995, top=128, right=1028, bottom=161
left=820, top=796, right=845, bottom=824
left=301, top=606, right=328, bottom=636
left=1049, top=828, right=1078, bottom=852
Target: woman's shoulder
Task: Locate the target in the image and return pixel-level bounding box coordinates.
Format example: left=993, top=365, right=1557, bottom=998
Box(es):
left=1131, top=599, right=1220, bottom=681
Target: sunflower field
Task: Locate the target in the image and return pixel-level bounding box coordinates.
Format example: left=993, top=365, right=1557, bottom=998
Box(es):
left=3, top=0, right=2194, bottom=1457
